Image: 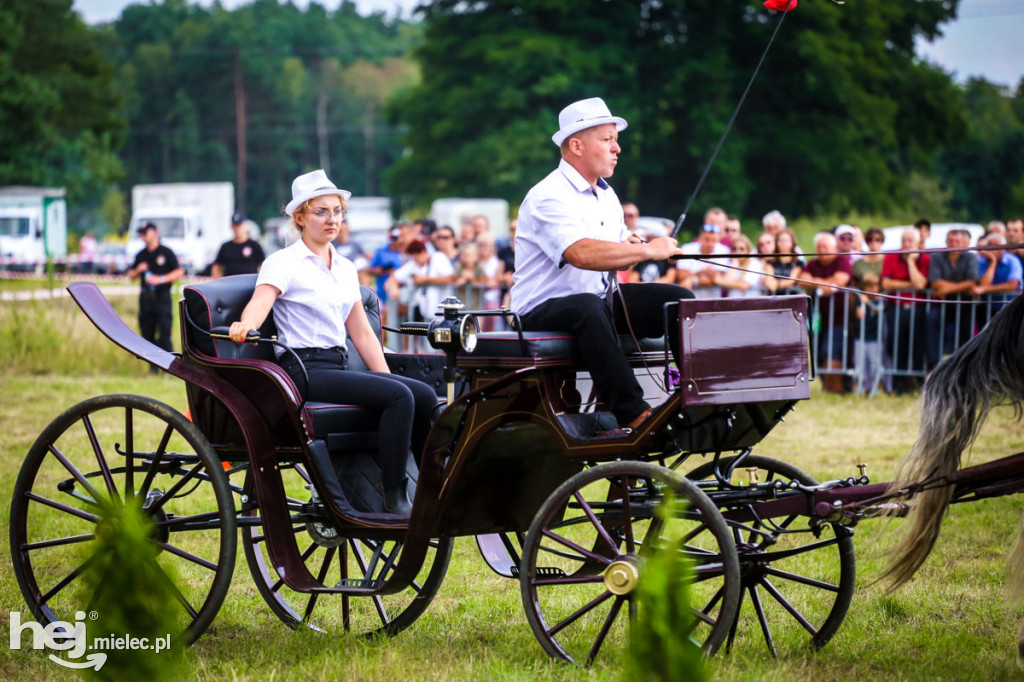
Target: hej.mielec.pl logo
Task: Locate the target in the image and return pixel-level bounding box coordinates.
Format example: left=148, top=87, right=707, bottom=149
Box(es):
left=9, top=609, right=171, bottom=671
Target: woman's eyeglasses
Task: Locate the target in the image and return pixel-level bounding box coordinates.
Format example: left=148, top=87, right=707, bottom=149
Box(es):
left=310, top=208, right=347, bottom=219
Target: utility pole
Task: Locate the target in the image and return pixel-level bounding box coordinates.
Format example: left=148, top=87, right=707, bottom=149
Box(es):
left=234, top=48, right=247, bottom=213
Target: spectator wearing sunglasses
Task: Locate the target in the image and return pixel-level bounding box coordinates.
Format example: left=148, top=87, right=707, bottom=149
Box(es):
left=674, top=222, right=730, bottom=297
left=835, top=224, right=862, bottom=263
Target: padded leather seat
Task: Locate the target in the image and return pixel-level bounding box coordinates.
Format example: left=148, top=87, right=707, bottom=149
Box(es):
left=182, top=274, right=383, bottom=447
left=468, top=331, right=666, bottom=359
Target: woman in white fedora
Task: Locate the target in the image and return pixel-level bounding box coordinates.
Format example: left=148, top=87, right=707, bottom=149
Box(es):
left=228, top=169, right=436, bottom=516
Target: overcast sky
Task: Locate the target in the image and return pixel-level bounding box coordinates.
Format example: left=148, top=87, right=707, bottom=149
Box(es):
left=73, top=0, right=1024, bottom=88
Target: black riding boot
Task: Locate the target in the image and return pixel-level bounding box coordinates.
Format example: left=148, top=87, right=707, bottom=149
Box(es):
left=383, top=477, right=412, bottom=516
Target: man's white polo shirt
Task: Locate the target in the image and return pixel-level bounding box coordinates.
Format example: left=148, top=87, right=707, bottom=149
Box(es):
left=511, top=159, right=628, bottom=316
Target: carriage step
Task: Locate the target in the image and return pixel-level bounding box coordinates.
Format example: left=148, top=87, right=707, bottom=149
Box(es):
left=308, top=578, right=385, bottom=592
left=535, top=566, right=568, bottom=579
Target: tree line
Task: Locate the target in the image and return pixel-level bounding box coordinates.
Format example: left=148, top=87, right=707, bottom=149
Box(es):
left=1, top=0, right=1021, bottom=237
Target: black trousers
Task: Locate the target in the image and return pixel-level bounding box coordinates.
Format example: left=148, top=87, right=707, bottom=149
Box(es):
left=138, top=289, right=173, bottom=353
left=521, top=283, right=693, bottom=424
left=278, top=351, right=437, bottom=488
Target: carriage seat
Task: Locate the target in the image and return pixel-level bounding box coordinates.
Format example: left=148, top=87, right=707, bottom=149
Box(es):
left=182, top=274, right=382, bottom=450
left=467, top=331, right=666, bottom=360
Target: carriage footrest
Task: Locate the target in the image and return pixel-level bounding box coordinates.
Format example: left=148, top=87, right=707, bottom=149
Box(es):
left=533, top=566, right=568, bottom=579
left=308, top=578, right=384, bottom=593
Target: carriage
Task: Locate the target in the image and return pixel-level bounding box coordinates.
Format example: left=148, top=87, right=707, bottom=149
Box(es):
left=11, top=275, right=1024, bottom=665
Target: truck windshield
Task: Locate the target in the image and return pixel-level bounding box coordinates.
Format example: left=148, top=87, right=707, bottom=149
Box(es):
left=0, top=217, right=30, bottom=237
left=148, top=218, right=185, bottom=239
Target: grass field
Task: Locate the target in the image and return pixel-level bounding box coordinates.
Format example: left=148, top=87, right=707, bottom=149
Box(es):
left=2, top=292, right=1024, bottom=680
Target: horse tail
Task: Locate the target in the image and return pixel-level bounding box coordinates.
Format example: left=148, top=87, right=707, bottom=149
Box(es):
left=884, top=294, right=1024, bottom=591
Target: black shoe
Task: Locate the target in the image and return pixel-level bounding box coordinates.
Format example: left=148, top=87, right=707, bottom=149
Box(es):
left=383, top=478, right=412, bottom=516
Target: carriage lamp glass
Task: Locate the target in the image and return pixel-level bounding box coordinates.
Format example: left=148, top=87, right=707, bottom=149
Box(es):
left=428, top=298, right=478, bottom=353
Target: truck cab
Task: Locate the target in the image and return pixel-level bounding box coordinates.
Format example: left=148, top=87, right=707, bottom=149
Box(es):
left=0, top=187, right=67, bottom=272
left=126, top=209, right=205, bottom=274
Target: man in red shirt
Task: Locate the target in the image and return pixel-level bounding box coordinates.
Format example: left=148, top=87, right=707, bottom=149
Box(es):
left=798, top=232, right=852, bottom=393
left=881, top=228, right=930, bottom=394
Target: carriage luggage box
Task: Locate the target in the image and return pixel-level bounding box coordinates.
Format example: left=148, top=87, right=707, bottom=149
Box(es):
left=677, top=295, right=810, bottom=406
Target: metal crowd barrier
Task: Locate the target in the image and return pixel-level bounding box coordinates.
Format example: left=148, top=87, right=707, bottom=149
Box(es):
left=809, top=290, right=1016, bottom=394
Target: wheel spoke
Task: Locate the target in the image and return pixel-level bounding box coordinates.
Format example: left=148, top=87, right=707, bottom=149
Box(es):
left=124, top=408, right=135, bottom=503
left=151, top=557, right=198, bottom=619
left=573, top=491, right=621, bottom=556
left=761, top=577, right=817, bottom=635
left=758, top=537, right=839, bottom=562
left=47, top=445, right=103, bottom=503
left=25, top=492, right=100, bottom=524
left=370, top=594, right=389, bottom=626
left=617, top=478, right=636, bottom=554
left=547, top=589, right=614, bottom=637
left=539, top=529, right=615, bottom=567
left=680, top=521, right=709, bottom=546
left=151, top=540, right=218, bottom=571
left=23, top=533, right=96, bottom=551
left=82, top=414, right=118, bottom=498
left=533, top=575, right=605, bottom=587
left=763, top=566, right=840, bottom=592
left=749, top=585, right=777, bottom=657
left=303, top=547, right=336, bottom=622
left=137, top=424, right=174, bottom=498
left=587, top=597, right=624, bottom=665
left=39, top=552, right=103, bottom=605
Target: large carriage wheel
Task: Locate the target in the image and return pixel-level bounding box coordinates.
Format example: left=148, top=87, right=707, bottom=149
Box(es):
left=241, top=465, right=453, bottom=637
left=9, top=394, right=237, bottom=644
left=519, top=461, right=741, bottom=664
left=687, top=455, right=856, bottom=655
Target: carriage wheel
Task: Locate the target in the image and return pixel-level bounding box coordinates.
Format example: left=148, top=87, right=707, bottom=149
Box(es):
left=241, top=465, right=453, bottom=637
left=687, top=455, right=856, bottom=655
left=9, top=394, right=237, bottom=645
left=519, top=461, right=741, bottom=665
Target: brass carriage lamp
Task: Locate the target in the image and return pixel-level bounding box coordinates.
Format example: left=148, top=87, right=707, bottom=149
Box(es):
left=399, top=296, right=477, bottom=404
left=431, top=297, right=479, bottom=355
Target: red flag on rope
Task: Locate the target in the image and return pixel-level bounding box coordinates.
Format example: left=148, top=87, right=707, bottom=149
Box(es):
left=763, top=0, right=798, bottom=10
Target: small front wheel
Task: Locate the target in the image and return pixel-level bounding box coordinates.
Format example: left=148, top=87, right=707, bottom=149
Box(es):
left=519, top=461, right=741, bottom=665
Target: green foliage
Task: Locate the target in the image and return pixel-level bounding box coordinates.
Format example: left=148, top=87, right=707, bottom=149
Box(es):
left=388, top=0, right=966, bottom=221
left=105, top=0, right=421, bottom=222
left=78, top=496, right=183, bottom=681
left=0, top=288, right=171, bottom=376
left=623, top=492, right=708, bottom=682
left=937, top=78, right=1024, bottom=220
left=0, top=0, right=125, bottom=232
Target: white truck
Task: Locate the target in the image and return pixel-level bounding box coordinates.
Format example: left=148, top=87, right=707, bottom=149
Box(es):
left=126, top=182, right=234, bottom=274
left=430, top=198, right=510, bottom=242
left=0, top=187, right=67, bottom=272
left=346, top=196, right=394, bottom=252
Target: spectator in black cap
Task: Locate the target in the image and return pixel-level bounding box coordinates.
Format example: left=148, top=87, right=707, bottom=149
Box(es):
left=212, top=212, right=265, bottom=278
left=127, top=222, right=184, bottom=370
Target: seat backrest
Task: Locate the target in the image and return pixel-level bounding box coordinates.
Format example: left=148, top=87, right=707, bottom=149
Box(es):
left=182, top=273, right=382, bottom=366
left=183, top=274, right=276, bottom=361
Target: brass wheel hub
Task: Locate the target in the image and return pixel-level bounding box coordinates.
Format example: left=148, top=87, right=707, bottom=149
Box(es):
left=603, top=559, right=640, bottom=596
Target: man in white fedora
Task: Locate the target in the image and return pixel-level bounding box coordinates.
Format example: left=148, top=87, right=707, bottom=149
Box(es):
left=510, top=97, right=692, bottom=435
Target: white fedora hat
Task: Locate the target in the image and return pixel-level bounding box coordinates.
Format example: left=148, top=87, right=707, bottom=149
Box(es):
left=285, top=169, right=352, bottom=217
left=551, top=97, right=627, bottom=147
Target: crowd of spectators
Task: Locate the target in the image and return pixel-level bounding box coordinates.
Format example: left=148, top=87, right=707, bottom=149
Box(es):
left=334, top=202, right=1023, bottom=397
left=331, top=214, right=516, bottom=339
